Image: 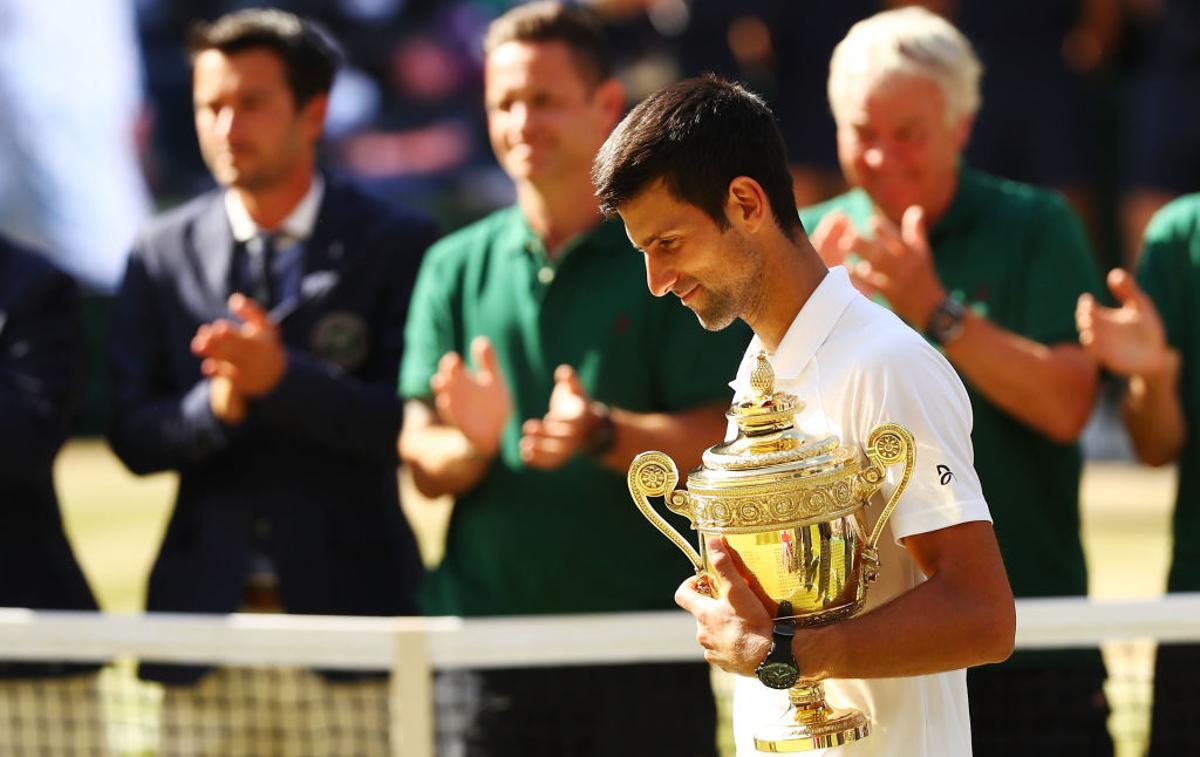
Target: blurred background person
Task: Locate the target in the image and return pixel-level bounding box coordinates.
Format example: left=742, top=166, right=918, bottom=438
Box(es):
left=802, top=8, right=1109, bottom=755
left=0, top=0, right=151, bottom=293
left=107, top=9, right=435, bottom=754
left=1077, top=193, right=1200, bottom=756
left=0, top=234, right=103, bottom=755
left=398, top=4, right=748, bottom=754
left=1119, top=0, right=1200, bottom=267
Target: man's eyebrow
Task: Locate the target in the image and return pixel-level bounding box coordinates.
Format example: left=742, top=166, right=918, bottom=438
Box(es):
left=636, top=233, right=662, bottom=250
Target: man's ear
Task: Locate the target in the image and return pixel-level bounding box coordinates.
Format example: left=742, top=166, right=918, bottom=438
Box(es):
left=952, top=113, right=973, bottom=152
left=594, top=78, right=626, bottom=129
left=300, top=93, right=329, bottom=142
left=726, top=176, right=768, bottom=234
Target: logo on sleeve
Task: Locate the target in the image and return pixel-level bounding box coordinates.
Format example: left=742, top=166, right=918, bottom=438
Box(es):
left=936, top=464, right=954, bottom=486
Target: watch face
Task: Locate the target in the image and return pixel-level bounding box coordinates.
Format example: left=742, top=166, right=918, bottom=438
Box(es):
left=757, top=661, right=800, bottom=690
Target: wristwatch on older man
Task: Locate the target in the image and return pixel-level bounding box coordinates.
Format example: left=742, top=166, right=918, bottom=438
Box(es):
left=925, top=296, right=966, bottom=346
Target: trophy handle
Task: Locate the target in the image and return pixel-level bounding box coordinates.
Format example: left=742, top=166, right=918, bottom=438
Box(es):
left=862, top=423, right=916, bottom=551
left=627, top=451, right=704, bottom=572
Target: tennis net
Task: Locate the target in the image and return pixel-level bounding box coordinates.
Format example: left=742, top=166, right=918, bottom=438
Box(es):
left=0, top=594, right=1198, bottom=756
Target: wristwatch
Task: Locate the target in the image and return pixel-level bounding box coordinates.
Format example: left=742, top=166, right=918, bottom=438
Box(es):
left=925, top=296, right=966, bottom=346
left=755, top=601, right=800, bottom=689
left=582, top=402, right=616, bottom=457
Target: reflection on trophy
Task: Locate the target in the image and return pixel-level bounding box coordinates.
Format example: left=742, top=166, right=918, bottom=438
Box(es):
left=628, top=352, right=914, bottom=752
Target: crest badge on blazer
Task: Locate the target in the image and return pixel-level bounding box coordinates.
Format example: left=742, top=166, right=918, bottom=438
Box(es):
left=311, top=310, right=370, bottom=371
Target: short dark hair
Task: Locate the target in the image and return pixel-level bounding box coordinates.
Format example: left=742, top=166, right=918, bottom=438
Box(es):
left=593, top=75, right=800, bottom=235
left=188, top=8, right=342, bottom=107
left=483, top=1, right=612, bottom=87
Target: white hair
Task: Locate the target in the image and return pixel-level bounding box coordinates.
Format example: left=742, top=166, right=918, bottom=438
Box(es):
left=828, top=6, right=982, bottom=126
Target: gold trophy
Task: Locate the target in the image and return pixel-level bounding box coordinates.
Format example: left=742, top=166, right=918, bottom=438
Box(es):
left=627, top=352, right=914, bottom=752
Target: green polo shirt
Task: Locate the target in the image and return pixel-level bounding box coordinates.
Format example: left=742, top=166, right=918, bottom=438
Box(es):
left=1137, top=194, right=1200, bottom=593
left=400, top=206, right=750, bottom=616
left=802, top=168, right=1101, bottom=666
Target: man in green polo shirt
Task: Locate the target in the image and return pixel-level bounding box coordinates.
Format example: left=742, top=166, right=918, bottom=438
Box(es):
left=1077, top=194, right=1200, bottom=755
left=397, top=4, right=748, bottom=755
left=801, top=8, right=1107, bottom=755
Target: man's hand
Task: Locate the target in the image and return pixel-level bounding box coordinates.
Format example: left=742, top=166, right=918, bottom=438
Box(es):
left=674, top=537, right=773, bottom=676
left=208, top=375, right=246, bottom=425
left=430, top=335, right=512, bottom=458
left=847, top=206, right=947, bottom=329
left=520, top=364, right=605, bottom=470
left=193, top=294, right=288, bottom=399
left=1077, top=268, right=1175, bottom=378
left=809, top=211, right=878, bottom=299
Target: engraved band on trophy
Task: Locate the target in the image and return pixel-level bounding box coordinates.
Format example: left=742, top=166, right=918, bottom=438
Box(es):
left=628, top=351, right=915, bottom=752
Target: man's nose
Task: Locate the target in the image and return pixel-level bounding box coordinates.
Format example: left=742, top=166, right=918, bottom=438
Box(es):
left=510, top=102, right=535, bottom=138
left=213, top=106, right=237, bottom=139
left=644, top=253, right=677, bottom=298
left=863, top=144, right=889, bottom=170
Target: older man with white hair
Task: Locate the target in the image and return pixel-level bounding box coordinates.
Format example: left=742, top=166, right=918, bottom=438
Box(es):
left=803, top=7, right=1110, bottom=755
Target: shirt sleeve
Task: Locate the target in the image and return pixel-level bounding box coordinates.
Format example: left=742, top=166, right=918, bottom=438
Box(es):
left=835, top=329, right=992, bottom=543
left=1136, top=198, right=1200, bottom=353
left=1017, top=192, right=1102, bottom=346
left=399, top=239, right=460, bottom=400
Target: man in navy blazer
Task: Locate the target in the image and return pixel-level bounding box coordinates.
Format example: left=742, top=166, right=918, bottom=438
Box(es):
left=0, top=234, right=96, bottom=638
left=108, top=13, right=433, bottom=747
left=0, top=234, right=108, bottom=753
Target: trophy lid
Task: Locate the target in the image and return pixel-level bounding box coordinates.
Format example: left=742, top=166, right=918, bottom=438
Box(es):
left=689, top=352, right=855, bottom=490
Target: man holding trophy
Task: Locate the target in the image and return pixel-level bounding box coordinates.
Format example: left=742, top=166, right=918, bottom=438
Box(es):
left=594, top=75, right=1015, bottom=754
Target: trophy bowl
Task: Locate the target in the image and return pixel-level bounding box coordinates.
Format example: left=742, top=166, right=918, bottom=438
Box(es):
left=628, top=352, right=914, bottom=752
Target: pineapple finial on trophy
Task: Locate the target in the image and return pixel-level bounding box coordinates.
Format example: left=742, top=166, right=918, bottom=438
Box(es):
left=750, top=351, right=775, bottom=402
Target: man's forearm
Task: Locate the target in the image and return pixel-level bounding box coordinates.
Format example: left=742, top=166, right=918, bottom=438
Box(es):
left=793, top=566, right=1014, bottom=680
left=943, top=312, right=1097, bottom=443
left=598, top=402, right=729, bottom=474
left=793, top=522, right=1015, bottom=680
left=400, top=422, right=494, bottom=498
left=1122, top=348, right=1185, bottom=466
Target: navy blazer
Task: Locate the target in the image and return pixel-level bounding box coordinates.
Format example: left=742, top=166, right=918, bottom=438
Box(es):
left=0, top=236, right=98, bottom=677
left=109, top=180, right=434, bottom=683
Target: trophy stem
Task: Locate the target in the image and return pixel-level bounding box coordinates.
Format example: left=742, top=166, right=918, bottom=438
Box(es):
left=752, top=679, right=871, bottom=753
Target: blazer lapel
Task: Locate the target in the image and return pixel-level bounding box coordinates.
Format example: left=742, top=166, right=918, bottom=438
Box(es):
left=277, top=184, right=356, bottom=323
left=188, top=194, right=237, bottom=315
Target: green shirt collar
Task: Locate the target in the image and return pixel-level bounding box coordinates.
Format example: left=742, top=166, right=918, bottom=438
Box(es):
left=511, top=212, right=629, bottom=266
left=929, top=163, right=983, bottom=243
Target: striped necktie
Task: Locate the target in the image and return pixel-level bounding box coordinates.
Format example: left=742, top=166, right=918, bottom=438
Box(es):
left=248, top=231, right=277, bottom=309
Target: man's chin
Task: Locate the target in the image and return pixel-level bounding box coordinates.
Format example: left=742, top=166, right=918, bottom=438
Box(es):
left=691, top=307, right=739, bottom=332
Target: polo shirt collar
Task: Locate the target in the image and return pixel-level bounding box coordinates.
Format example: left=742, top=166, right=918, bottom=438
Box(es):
left=224, top=174, right=325, bottom=244
left=511, top=212, right=627, bottom=262
left=743, top=266, right=858, bottom=381
left=928, top=162, right=981, bottom=242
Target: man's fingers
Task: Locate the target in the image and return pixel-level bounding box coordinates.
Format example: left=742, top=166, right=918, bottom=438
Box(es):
left=471, top=336, right=500, bottom=377
left=810, top=212, right=851, bottom=266
left=901, top=205, right=929, bottom=256
left=851, top=261, right=888, bottom=293
left=519, top=435, right=572, bottom=469
left=1106, top=268, right=1149, bottom=310
left=554, top=364, right=585, bottom=398
left=674, top=577, right=701, bottom=612
left=705, top=537, right=747, bottom=588
left=229, top=293, right=271, bottom=327
left=539, top=417, right=581, bottom=438
left=437, top=351, right=464, bottom=374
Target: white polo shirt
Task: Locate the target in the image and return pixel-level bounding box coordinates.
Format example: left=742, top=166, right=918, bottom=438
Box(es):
left=730, top=266, right=991, bottom=756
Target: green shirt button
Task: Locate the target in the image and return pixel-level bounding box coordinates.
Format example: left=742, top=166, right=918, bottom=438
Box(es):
left=537, top=266, right=555, bottom=285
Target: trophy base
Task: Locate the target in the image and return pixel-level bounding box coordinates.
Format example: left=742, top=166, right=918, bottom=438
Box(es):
left=752, top=703, right=870, bottom=753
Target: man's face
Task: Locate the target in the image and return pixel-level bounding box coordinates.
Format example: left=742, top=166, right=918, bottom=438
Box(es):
left=835, top=73, right=969, bottom=222
left=618, top=180, right=763, bottom=332
left=484, top=40, right=614, bottom=186
left=193, top=48, right=324, bottom=190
